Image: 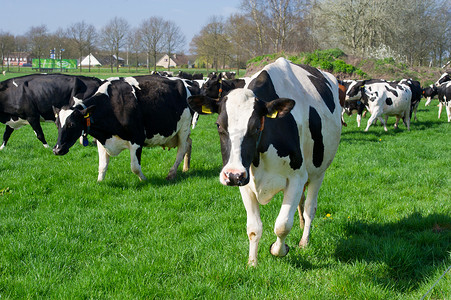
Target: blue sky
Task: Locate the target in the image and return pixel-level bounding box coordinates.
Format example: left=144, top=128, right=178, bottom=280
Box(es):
left=0, top=0, right=242, bottom=53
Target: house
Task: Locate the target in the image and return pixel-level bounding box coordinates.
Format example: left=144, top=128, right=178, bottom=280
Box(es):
left=2, top=52, right=32, bottom=66
left=97, top=54, right=125, bottom=67
left=78, top=53, right=102, bottom=67
left=156, top=54, right=194, bottom=68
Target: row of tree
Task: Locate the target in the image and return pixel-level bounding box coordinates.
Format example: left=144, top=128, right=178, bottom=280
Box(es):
left=191, top=0, right=450, bottom=70
left=0, top=17, right=185, bottom=73
left=1, top=0, right=450, bottom=74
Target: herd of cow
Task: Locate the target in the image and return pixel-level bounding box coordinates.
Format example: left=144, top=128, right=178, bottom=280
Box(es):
left=0, top=58, right=449, bottom=265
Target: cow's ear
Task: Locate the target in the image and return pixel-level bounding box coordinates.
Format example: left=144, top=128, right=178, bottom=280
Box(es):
left=81, top=105, right=96, bottom=117
left=265, top=98, right=295, bottom=119
left=188, top=95, right=219, bottom=115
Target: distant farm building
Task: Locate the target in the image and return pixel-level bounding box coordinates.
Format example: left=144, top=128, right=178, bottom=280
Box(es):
left=2, top=52, right=32, bottom=66
left=156, top=54, right=194, bottom=68
left=78, top=53, right=102, bottom=67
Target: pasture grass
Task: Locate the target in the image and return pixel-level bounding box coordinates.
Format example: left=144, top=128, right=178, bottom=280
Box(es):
left=0, top=102, right=450, bottom=299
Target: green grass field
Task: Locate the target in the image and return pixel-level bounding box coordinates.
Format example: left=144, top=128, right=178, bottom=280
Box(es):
left=0, top=88, right=450, bottom=298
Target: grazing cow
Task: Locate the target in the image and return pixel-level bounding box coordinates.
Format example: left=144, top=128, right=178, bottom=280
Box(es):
left=0, top=74, right=102, bottom=150
left=188, top=58, right=342, bottom=265
left=201, top=72, right=251, bottom=99
left=192, top=73, right=203, bottom=80
left=177, top=71, right=193, bottom=80
left=436, top=81, right=451, bottom=122
left=53, top=75, right=194, bottom=181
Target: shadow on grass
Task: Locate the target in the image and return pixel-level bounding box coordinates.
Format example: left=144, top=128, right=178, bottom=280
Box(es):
left=333, top=212, right=451, bottom=292
left=101, top=165, right=222, bottom=189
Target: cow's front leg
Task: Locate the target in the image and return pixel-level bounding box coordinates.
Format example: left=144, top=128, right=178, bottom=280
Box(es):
left=129, top=143, right=147, bottom=181
left=240, top=186, right=262, bottom=267
left=271, top=178, right=304, bottom=257
left=299, top=174, right=324, bottom=248
left=0, top=126, right=14, bottom=150
left=28, top=118, right=49, bottom=148
left=364, top=111, right=381, bottom=132
left=97, top=142, right=110, bottom=181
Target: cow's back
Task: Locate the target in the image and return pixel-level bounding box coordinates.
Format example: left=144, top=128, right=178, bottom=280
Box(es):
left=247, top=58, right=342, bottom=175
left=134, top=76, right=191, bottom=140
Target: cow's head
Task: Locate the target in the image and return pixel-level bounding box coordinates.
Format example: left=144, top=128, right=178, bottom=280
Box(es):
left=345, top=80, right=365, bottom=101
left=423, top=85, right=438, bottom=106
left=435, top=72, right=450, bottom=87
left=52, top=104, right=95, bottom=155
left=201, top=72, right=223, bottom=99
left=188, top=89, right=295, bottom=186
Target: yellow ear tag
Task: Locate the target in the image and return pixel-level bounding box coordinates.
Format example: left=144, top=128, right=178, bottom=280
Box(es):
left=201, top=105, right=212, bottom=114
left=267, top=111, right=278, bottom=119
left=55, top=113, right=58, bottom=119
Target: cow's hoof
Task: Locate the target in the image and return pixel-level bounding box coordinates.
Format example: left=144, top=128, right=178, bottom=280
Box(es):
left=299, top=239, right=309, bottom=248
left=166, top=173, right=176, bottom=180
left=270, top=242, right=289, bottom=257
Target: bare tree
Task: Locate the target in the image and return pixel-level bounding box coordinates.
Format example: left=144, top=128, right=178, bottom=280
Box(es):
left=67, top=21, right=97, bottom=72
left=139, top=17, right=166, bottom=73
left=163, top=21, right=185, bottom=71
left=15, top=35, right=28, bottom=72
left=100, top=17, right=130, bottom=72
left=240, top=0, right=268, bottom=55
left=190, top=17, right=229, bottom=72
left=26, top=25, right=49, bottom=72
left=127, top=28, right=142, bottom=72
left=226, top=14, right=254, bottom=72
left=0, top=31, right=15, bottom=72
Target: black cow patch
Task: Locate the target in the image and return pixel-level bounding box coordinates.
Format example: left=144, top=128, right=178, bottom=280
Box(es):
left=297, top=63, right=335, bottom=114
left=309, top=106, right=324, bottom=168
left=386, top=97, right=393, bottom=105
left=385, top=85, right=398, bottom=96
left=248, top=70, right=279, bottom=101
left=254, top=115, right=303, bottom=170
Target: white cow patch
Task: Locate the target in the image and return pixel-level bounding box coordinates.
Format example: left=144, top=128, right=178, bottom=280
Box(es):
left=73, top=97, right=83, bottom=106
left=12, top=80, right=18, bottom=87
left=104, top=135, right=132, bottom=156
left=221, top=89, right=256, bottom=179
left=95, top=81, right=111, bottom=97
left=6, top=118, right=29, bottom=129
left=124, top=77, right=141, bottom=90
left=58, top=109, right=74, bottom=128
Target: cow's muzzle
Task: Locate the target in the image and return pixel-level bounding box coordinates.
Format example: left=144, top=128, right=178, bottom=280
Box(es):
left=53, top=144, right=69, bottom=156
left=220, top=169, right=249, bottom=186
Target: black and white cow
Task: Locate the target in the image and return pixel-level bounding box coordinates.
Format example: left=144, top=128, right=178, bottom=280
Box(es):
left=201, top=72, right=251, bottom=99
left=362, top=80, right=412, bottom=131
left=346, top=79, right=413, bottom=131
left=426, top=73, right=451, bottom=121
left=0, top=74, right=102, bottom=150
left=188, top=58, right=342, bottom=265
left=339, top=79, right=366, bottom=127
left=435, top=72, right=450, bottom=86
left=436, top=81, right=451, bottom=122
left=402, top=79, right=422, bottom=121
left=53, top=75, right=194, bottom=181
